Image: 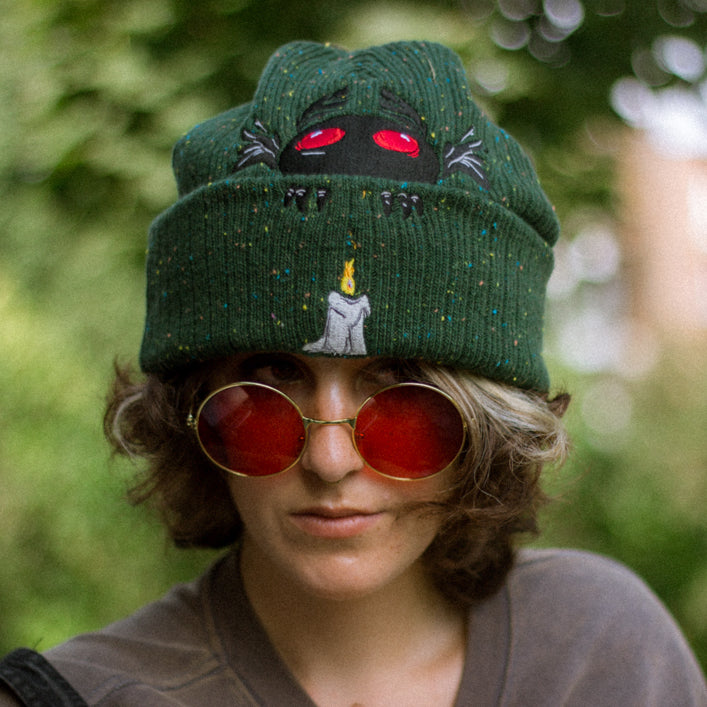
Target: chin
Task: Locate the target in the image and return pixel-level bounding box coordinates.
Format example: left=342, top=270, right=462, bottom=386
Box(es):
left=297, top=572, right=399, bottom=603
left=281, top=548, right=428, bottom=604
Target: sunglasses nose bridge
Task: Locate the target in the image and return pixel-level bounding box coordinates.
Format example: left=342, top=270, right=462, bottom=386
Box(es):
left=301, top=416, right=356, bottom=430
left=298, top=414, right=366, bottom=483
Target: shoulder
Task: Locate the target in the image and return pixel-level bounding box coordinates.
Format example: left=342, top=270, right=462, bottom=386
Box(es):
left=43, top=578, right=217, bottom=704
left=500, top=548, right=707, bottom=705
left=509, top=547, right=667, bottom=615
left=506, top=548, right=692, bottom=650
left=40, top=554, right=261, bottom=706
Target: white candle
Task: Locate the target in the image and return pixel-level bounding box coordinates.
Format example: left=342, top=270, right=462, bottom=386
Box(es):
left=303, top=291, right=371, bottom=355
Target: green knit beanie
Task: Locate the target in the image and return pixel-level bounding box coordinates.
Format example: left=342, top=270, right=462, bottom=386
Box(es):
left=140, top=40, right=559, bottom=391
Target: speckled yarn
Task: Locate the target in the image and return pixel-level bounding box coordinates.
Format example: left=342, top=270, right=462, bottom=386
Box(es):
left=140, top=41, right=559, bottom=391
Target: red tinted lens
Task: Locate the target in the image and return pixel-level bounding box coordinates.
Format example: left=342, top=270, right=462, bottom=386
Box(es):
left=354, top=385, right=465, bottom=479
left=197, top=384, right=305, bottom=476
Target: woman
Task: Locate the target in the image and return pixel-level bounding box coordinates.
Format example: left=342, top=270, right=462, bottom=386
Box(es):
left=1, top=40, right=705, bottom=706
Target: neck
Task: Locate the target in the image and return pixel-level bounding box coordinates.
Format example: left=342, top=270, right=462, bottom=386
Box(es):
left=239, top=541, right=466, bottom=705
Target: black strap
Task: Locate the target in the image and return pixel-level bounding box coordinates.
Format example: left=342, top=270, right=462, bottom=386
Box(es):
left=0, top=649, right=87, bottom=707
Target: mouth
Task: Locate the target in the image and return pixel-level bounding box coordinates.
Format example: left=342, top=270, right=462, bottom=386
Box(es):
left=290, top=507, right=384, bottom=539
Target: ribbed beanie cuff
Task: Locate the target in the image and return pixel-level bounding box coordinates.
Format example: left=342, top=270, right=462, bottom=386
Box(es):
left=140, top=41, right=559, bottom=391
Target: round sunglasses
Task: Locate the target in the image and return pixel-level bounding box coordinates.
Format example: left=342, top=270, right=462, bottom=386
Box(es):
left=188, top=381, right=467, bottom=480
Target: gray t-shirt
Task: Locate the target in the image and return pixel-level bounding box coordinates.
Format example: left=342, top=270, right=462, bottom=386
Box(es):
left=2, top=548, right=706, bottom=705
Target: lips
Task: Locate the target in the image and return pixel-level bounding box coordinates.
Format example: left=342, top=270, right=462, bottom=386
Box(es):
left=298, top=506, right=373, bottom=518
left=290, top=506, right=384, bottom=539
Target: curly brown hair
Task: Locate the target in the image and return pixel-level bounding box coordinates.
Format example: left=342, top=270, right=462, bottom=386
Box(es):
left=105, top=359, right=569, bottom=607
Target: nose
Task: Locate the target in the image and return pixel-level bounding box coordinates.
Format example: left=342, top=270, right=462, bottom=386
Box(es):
left=299, top=418, right=365, bottom=483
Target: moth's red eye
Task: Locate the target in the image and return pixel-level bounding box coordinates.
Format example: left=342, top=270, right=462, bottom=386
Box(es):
left=295, top=128, right=345, bottom=151
left=372, top=131, right=420, bottom=158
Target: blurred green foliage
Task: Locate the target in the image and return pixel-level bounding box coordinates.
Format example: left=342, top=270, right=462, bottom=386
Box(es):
left=539, top=354, right=707, bottom=668
left=1, top=0, right=705, bottom=671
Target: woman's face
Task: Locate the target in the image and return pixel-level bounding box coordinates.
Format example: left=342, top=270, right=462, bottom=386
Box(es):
left=217, top=353, right=455, bottom=602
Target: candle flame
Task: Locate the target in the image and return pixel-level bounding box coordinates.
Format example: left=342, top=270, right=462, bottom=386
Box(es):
left=340, top=259, right=356, bottom=295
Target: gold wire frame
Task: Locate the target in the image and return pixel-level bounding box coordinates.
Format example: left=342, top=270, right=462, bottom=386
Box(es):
left=188, top=381, right=467, bottom=480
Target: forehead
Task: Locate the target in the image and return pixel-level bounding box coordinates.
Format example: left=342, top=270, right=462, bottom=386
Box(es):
left=210, top=352, right=394, bottom=380
left=292, top=354, right=381, bottom=376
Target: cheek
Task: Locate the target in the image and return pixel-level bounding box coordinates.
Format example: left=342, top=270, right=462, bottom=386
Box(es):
left=382, top=474, right=453, bottom=542
left=389, top=466, right=456, bottom=508
left=399, top=472, right=456, bottom=536
left=225, top=476, right=281, bottom=531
